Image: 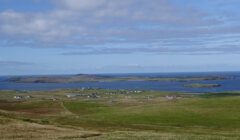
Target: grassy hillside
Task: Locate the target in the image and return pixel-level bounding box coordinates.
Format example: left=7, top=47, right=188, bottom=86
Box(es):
left=0, top=89, right=239, bottom=139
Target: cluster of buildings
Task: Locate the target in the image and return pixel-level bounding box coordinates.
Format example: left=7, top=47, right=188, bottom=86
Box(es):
left=165, top=95, right=179, bottom=101
left=105, top=90, right=143, bottom=95
left=66, top=93, right=101, bottom=99
left=13, top=95, right=32, bottom=100
left=65, top=90, right=143, bottom=99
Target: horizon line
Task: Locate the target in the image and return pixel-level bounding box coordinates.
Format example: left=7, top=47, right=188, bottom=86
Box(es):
left=1, top=70, right=240, bottom=77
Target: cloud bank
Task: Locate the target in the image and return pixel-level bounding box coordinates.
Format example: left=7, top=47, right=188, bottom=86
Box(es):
left=0, top=0, right=240, bottom=55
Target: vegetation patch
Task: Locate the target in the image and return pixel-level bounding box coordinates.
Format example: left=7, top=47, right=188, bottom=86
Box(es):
left=0, top=100, right=63, bottom=116
left=200, top=92, right=240, bottom=98
left=184, top=83, right=221, bottom=88
left=0, top=89, right=240, bottom=139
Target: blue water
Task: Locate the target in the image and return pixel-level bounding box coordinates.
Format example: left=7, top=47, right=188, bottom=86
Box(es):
left=1, top=72, right=240, bottom=93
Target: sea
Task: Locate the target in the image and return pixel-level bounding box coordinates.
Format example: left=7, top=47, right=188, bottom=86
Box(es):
left=1, top=72, right=240, bottom=93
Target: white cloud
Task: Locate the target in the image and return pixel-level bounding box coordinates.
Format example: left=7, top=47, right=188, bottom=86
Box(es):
left=56, top=0, right=107, bottom=10
left=0, top=0, right=239, bottom=54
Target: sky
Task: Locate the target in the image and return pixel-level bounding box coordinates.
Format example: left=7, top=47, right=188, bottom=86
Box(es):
left=1, top=0, right=240, bottom=75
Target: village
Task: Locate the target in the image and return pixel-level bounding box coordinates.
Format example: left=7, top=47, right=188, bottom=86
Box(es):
left=11, top=88, right=180, bottom=102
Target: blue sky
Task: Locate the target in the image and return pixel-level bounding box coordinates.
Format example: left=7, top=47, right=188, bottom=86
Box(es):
left=1, top=0, right=240, bottom=75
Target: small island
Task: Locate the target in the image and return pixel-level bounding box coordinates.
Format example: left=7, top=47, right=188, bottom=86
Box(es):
left=184, top=83, right=221, bottom=88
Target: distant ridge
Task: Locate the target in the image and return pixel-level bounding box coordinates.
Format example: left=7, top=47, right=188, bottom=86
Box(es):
left=6, top=74, right=227, bottom=83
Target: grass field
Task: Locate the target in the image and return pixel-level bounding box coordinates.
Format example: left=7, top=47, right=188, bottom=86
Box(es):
left=0, top=89, right=240, bottom=139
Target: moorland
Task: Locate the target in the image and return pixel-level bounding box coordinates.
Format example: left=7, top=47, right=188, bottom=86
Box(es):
left=0, top=89, right=240, bottom=140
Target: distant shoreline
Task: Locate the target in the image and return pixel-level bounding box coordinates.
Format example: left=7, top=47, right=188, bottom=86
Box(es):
left=1, top=72, right=239, bottom=93
left=1, top=71, right=240, bottom=77
left=5, top=74, right=228, bottom=83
